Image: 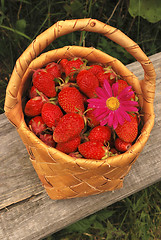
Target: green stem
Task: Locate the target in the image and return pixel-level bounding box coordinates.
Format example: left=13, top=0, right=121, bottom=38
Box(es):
left=0, top=24, right=32, bottom=41
left=1, top=0, right=5, bottom=12
left=79, top=31, right=86, bottom=46
left=31, top=15, right=49, bottom=40
left=87, top=0, right=93, bottom=17
left=137, top=0, right=141, bottom=43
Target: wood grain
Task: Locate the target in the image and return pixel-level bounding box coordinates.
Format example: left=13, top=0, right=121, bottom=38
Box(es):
left=0, top=52, right=161, bottom=240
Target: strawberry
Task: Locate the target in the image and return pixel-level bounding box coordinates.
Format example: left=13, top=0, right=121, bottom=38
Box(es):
left=81, top=93, right=88, bottom=106
left=96, top=70, right=116, bottom=87
left=29, top=116, right=46, bottom=135
left=45, top=62, right=61, bottom=78
left=40, top=133, right=55, bottom=147
left=85, top=107, right=100, bottom=127
left=29, top=86, right=49, bottom=102
left=29, top=86, right=39, bottom=98
left=115, top=114, right=138, bottom=143
left=56, top=135, right=81, bottom=154
left=114, top=138, right=132, bottom=152
left=118, top=79, right=128, bottom=94
left=59, top=58, right=68, bottom=72
left=110, top=148, right=118, bottom=155
left=88, top=64, right=104, bottom=76
left=65, top=58, right=84, bottom=81
left=78, top=141, right=108, bottom=160
left=69, top=151, right=83, bottom=158
left=58, top=86, right=85, bottom=113
left=117, top=79, right=135, bottom=99
left=32, top=69, right=56, bottom=97
left=53, top=113, right=84, bottom=143
left=24, top=96, right=46, bottom=117
left=41, top=102, right=63, bottom=128
left=76, top=70, right=99, bottom=98
left=88, top=125, right=111, bottom=144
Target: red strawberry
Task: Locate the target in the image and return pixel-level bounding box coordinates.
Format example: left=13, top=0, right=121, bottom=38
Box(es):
left=56, top=135, right=81, bottom=154
left=114, top=138, right=132, bottom=152
left=85, top=107, right=100, bottom=127
left=32, top=69, right=56, bottom=97
left=115, top=114, right=138, bottom=143
left=88, top=64, right=104, bottom=76
left=40, top=133, right=55, bottom=147
left=78, top=141, right=108, bottom=160
left=81, top=93, right=88, bottom=106
left=29, top=86, right=39, bottom=98
left=41, top=102, right=63, bottom=128
left=96, top=70, right=116, bottom=87
left=117, top=79, right=135, bottom=99
left=88, top=125, right=111, bottom=144
left=69, top=151, right=83, bottom=158
left=53, top=113, right=84, bottom=143
left=118, top=79, right=128, bottom=93
left=29, top=86, right=49, bottom=102
left=65, top=58, right=84, bottom=81
left=76, top=70, right=99, bottom=98
left=59, top=58, right=68, bottom=72
left=58, top=86, right=85, bottom=113
left=24, top=96, right=46, bottom=117
left=110, top=148, right=118, bottom=155
left=29, top=116, right=46, bottom=135
left=45, top=62, right=61, bottom=78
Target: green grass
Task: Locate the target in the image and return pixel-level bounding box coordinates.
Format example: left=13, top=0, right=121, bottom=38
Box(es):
left=0, top=1, right=161, bottom=239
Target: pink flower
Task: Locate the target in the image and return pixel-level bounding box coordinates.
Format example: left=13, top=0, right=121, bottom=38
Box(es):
left=87, top=80, right=138, bottom=129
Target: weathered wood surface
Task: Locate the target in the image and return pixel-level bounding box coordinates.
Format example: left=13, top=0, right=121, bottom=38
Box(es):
left=0, top=52, right=161, bottom=240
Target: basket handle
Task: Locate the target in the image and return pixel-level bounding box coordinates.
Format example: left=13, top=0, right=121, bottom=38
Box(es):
left=4, top=18, right=156, bottom=122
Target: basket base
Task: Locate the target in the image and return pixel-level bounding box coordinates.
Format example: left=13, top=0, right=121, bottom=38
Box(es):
left=44, top=179, right=123, bottom=200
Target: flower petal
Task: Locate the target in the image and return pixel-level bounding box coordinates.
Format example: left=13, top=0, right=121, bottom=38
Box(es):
left=118, top=107, right=131, bottom=122
left=93, top=108, right=106, bottom=116
left=94, top=108, right=110, bottom=120
left=119, top=91, right=134, bottom=101
left=126, top=106, right=139, bottom=112
left=112, top=82, right=118, bottom=97
left=118, top=86, right=134, bottom=100
left=95, top=87, right=107, bottom=99
left=120, top=104, right=138, bottom=112
left=113, top=112, right=119, bottom=129
left=87, top=98, right=105, bottom=104
left=120, top=100, right=138, bottom=106
left=100, top=112, right=111, bottom=126
left=88, top=98, right=106, bottom=108
left=100, top=117, right=109, bottom=126
left=103, top=80, right=112, bottom=98
left=115, top=108, right=125, bottom=125
left=107, top=111, right=114, bottom=127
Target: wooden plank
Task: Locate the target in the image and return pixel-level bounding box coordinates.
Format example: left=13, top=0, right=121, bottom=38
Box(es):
left=0, top=52, right=161, bottom=240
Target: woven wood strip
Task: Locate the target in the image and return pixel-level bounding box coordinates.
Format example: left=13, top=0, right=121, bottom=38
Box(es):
left=4, top=19, right=156, bottom=199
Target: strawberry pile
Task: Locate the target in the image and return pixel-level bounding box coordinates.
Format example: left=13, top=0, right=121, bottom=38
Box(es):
left=24, top=58, right=141, bottom=159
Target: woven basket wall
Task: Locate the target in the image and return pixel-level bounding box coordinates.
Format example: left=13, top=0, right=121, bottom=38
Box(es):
left=4, top=19, right=156, bottom=200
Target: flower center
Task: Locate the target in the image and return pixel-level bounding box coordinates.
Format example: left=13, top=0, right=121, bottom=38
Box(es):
left=106, top=97, right=120, bottom=111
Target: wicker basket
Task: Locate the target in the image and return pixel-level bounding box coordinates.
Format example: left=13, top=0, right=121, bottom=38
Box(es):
left=4, top=19, right=156, bottom=200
